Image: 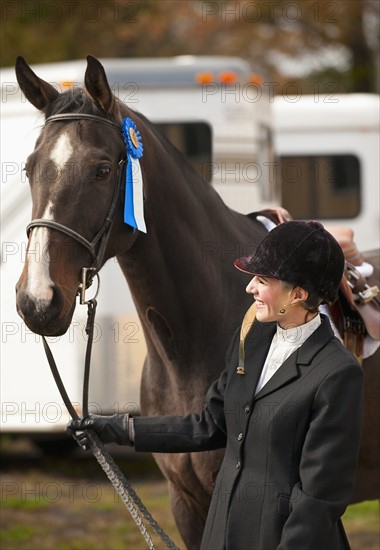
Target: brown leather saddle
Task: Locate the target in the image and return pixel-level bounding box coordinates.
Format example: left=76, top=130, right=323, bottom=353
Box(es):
left=328, top=227, right=379, bottom=362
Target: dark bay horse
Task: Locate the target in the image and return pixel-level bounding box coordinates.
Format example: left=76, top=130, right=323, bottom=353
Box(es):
left=15, top=56, right=379, bottom=549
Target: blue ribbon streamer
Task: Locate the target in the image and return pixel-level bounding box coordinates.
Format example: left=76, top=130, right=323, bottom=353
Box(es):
left=122, top=118, right=146, bottom=233
left=124, top=160, right=136, bottom=229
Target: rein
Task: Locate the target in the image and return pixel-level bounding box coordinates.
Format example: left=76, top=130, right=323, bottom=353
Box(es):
left=41, top=297, right=178, bottom=550
left=30, top=113, right=179, bottom=550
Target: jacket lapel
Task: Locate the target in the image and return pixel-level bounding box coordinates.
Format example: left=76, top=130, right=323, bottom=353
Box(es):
left=253, top=315, right=335, bottom=401
left=253, top=352, right=299, bottom=401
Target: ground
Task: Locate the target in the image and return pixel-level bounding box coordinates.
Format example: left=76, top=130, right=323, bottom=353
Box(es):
left=1, top=438, right=379, bottom=550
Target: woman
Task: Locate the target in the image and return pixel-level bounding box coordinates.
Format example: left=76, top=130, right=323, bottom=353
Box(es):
left=68, top=221, right=363, bottom=550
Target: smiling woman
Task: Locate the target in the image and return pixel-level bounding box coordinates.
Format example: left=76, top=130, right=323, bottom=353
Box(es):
left=70, top=221, right=364, bottom=550
left=12, top=54, right=272, bottom=548
left=245, top=276, right=312, bottom=326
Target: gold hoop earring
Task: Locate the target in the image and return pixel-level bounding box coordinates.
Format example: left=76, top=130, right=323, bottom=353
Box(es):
left=279, top=308, right=286, bottom=315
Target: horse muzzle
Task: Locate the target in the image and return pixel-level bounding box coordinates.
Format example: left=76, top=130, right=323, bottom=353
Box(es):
left=15, top=279, right=75, bottom=336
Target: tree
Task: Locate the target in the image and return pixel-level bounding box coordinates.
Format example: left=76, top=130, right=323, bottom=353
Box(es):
left=1, top=0, right=378, bottom=93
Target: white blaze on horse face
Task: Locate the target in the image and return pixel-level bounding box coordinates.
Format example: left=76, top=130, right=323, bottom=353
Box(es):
left=26, top=201, right=55, bottom=310
left=26, top=132, right=74, bottom=310
left=49, top=131, right=74, bottom=169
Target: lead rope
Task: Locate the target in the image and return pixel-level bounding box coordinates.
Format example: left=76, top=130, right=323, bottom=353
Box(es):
left=41, top=297, right=179, bottom=550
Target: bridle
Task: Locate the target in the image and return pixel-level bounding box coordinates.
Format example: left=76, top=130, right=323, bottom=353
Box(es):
left=24, top=110, right=130, bottom=419
left=26, top=112, right=126, bottom=303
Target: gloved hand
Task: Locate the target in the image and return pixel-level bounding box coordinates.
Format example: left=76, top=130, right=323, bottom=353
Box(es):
left=66, top=414, right=133, bottom=448
left=66, top=423, right=91, bottom=450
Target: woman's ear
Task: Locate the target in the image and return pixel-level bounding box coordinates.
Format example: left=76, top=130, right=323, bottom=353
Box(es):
left=291, top=286, right=309, bottom=304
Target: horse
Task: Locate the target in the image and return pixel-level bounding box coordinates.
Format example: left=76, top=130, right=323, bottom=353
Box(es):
left=15, top=56, right=379, bottom=549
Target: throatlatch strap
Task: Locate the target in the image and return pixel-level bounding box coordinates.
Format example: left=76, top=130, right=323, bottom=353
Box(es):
left=237, top=302, right=257, bottom=375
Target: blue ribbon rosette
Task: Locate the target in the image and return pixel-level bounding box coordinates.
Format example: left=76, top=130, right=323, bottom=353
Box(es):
left=122, top=117, right=147, bottom=233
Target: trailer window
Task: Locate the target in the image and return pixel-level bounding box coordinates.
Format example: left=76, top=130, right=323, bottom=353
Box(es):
left=259, top=124, right=278, bottom=202
left=155, top=122, right=212, bottom=182
left=279, top=154, right=361, bottom=219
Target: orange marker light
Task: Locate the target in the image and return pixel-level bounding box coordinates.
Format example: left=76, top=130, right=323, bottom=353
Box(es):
left=60, top=80, right=75, bottom=89
left=219, top=71, right=238, bottom=84
left=249, top=74, right=263, bottom=86
left=195, top=72, right=214, bottom=84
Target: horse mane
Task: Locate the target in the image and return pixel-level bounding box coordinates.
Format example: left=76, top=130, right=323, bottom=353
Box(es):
left=43, top=87, right=112, bottom=120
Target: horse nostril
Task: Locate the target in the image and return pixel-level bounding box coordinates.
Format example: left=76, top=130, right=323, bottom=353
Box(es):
left=50, top=284, right=63, bottom=313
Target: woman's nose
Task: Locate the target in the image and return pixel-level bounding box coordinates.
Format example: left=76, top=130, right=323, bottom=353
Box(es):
left=246, top=277, right=256, bottom=294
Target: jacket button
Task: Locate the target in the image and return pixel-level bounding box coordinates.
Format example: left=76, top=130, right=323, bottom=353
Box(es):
left=244, top=405, right=250, bottom=414
left=238, top=433, right=243, bottom=441
left=236, top=461, right=241, bottom=469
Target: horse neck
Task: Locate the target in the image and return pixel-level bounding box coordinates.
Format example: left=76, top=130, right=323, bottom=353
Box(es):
left=121, top=165, right=227, bottom=300
left=116, top=126, right=243, bottom=346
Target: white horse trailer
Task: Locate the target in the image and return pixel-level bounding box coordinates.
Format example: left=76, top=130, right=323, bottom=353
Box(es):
left=1, top=57, right=276, bottom=444
left=273, top=94, right=380, bottom=251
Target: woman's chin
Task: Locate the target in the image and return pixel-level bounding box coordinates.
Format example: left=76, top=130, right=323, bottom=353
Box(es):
left=255, top=307, right=270, bottom=323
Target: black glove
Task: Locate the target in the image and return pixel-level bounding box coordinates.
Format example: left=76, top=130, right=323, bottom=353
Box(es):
left=65, top=422, right=91, bottom=450
left=66, top=414, right=133, bottom=448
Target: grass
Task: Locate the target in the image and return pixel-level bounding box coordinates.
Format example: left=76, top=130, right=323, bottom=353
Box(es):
left=343, top=499, right=380, bottom=531
left=2, top=487, right=378, bottom=549
left=2, top=497, right=50, bottom=510
left=0, top=477, right=183, bottom=550
left=1, top=525, right=48, bottom=545
left=0, top=444, right=378, bottom=550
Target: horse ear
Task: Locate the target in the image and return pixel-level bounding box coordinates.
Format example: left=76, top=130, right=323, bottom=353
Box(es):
left=15, top=56, right=59, bottom=111
left=85, top=55, right=114, bottom=113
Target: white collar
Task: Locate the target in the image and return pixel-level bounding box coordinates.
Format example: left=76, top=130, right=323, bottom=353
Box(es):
left=275, top=314, right=321, bottom=347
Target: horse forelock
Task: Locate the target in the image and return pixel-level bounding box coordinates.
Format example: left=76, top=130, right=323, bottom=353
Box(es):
left=43, top=87, right=122, bottom=124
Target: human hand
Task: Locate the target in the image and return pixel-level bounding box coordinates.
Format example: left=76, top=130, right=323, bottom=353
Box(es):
left=66, top=414, right=133, bottom=448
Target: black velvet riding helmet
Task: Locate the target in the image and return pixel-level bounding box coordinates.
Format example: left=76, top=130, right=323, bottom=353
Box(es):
left=234, top=220, right=344, bottom=303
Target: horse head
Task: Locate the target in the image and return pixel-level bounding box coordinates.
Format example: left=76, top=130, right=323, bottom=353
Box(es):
left=15, top=56, right=137, bottom=336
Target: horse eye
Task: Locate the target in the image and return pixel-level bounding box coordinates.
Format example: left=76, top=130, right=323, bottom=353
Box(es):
left=96, top=165, right=111, bottom=179
left=22, top=167, right=30, bottom=179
